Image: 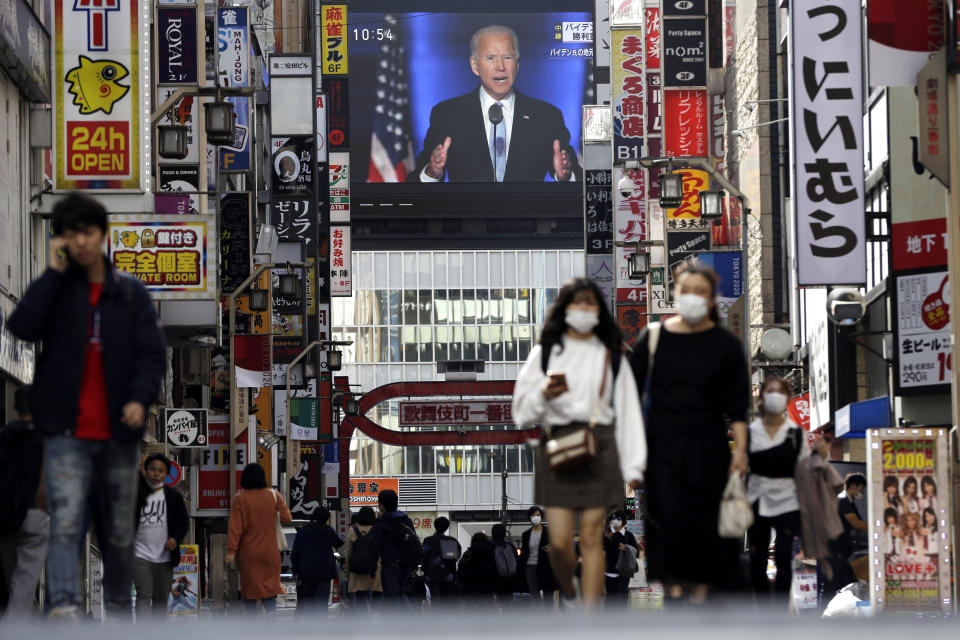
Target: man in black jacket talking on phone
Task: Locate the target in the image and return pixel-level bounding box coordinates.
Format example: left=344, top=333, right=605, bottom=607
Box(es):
left=8, top=193, right=165, bottom=620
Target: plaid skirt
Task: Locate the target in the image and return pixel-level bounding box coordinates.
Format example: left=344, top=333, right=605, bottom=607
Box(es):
left=534, top=422, right=625, bottom=510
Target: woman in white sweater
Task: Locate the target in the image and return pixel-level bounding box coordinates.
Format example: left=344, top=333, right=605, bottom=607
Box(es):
left=512, top=278, right=646, bottom=610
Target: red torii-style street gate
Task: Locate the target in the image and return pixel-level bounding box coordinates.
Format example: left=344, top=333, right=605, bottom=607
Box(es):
left=333, top=377, right=539, bottom=499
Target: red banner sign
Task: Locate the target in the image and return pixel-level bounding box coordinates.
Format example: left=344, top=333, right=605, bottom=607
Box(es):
left=892, top=217, right=948, bottom=271
left=664, top=89, right=708, bottom=157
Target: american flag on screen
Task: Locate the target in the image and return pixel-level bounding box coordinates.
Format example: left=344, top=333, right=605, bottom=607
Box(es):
left=368, top=16, right=415, bottom=182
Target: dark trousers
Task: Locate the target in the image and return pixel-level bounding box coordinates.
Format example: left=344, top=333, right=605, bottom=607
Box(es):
left=297, top=579, right=331, bottom=615
left=604, top=575, right=630, bottom=608
left=380, top=562, right=406, bottom=601
left=748, top=507, right=801, bottom=607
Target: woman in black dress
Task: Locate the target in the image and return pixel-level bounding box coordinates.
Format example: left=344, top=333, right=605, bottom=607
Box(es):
left=629, top=263, right=749, bottom=605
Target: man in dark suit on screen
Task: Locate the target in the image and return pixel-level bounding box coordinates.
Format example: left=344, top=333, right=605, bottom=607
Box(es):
left=408, top=25, right=580, bottom=183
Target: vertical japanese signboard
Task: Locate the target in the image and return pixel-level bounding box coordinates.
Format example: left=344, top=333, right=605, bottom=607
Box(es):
left=893, top=270, right=952, bottom=394
left=612, top=28, right=645, bottom=161
left=586, top=169, right=614, bottom=255
left=219, top=192, right=251, bottom=294
left=218, top=7, right=251, bottom=172
left=54, top=0, right=148, bottom=190
left=868, top=428, right=952, bottom=615
left=791, top=0, right=865, bottom=286
left=320, top=4, right=347, bottom=75
left=663, top=90, right=708, bottom=157
left=330, top=226, right=352, bottom=296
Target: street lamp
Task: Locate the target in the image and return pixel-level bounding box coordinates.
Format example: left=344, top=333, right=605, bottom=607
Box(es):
left=157, top=123, right=189, bottom=159
left=247, top=288, right=269, bottom=312
left=658, top=172, right=684, bottom=208
left=698, top=190, right=725, bottom=220
left=277, top=271, right=301, bottom=298
left=628, top=251, right=650, bottom=278
left=326, top=349, right=343, bottom=371
left=204, top=100, right=236, bottom=145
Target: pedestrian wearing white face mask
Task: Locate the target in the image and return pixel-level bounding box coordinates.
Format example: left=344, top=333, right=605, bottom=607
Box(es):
left=602, top=510, right=638, bottom=608
left=629, top=263, right=750, bottom=606
left=745, top=376, right=809, bottom=608
left=513, top=278, right=647, bottom=610
left=518, top=506, right=558, bottom=606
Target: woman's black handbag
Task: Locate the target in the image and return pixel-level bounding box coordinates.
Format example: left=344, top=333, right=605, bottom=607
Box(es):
left=748, top=427, right=803, bottom=478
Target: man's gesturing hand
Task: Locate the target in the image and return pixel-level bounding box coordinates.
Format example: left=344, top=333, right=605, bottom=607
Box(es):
left=121, top=401, right=146, bottom=429
left=553, top=140, right=572, bottom=182
left=425, top=137, right=451, bottom=180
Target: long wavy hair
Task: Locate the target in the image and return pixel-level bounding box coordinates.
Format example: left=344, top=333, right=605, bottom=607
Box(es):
left=539, top=278, right=622, bottom=358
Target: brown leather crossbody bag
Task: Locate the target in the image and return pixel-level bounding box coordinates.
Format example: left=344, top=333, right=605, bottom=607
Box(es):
left=543, top=350, right=610, bottom=472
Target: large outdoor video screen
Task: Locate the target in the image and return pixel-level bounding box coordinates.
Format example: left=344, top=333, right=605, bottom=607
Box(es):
left=346, top=1, right=593, bottom=216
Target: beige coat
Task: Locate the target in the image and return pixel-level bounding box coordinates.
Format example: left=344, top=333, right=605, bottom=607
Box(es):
left=227, top=488, right=293, bottom=599
left=343, top=524, right=382, bottom=593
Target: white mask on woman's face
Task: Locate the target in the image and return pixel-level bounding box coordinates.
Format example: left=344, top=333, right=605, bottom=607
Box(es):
left=530, top=515, right=542, bottom=526
left=610, top=519, right=622, bottom=531
left=148, top=480, right=165, bottom=490
left=762, top=392, right=788, bottom=415
left=676, top=293, right=709, bottom=325
left=565, top=309, right=599, bottom=334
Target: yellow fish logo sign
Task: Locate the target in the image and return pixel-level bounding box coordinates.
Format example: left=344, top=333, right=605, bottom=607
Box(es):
left=65, top=55, right=130, bottom=115
left=119, top=231, right=139, bottom=249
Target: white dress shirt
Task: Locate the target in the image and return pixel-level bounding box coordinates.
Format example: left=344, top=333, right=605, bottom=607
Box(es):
left=746, top=417, right=808, bottom=518
left=420, top=87, right=574, bottom=182
left=512, top=335, right=647, bottom=484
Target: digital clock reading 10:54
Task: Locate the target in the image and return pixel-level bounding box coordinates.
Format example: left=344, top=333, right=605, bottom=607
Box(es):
left=352, top=27, right=395, bottom=41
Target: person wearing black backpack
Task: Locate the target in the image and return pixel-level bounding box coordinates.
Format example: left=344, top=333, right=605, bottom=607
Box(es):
left=0, top=385, right=48, bottom=620
left=745, top=376, right=809, bottom=608
left=371, top=489, right=421, bottom=603
left=421, top=517, right=461, bottom=606
left=344, top=506, right=381, bottom=611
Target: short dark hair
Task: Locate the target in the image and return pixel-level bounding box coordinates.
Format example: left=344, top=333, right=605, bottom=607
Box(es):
left=52, top=193, right=108, bottom=236
left=356, top=506, right=376, bottom=526
left=349, top=513, right=359, bottom=525
left=526, top=505, right=542, bottom=519
left=845, top=473, right=867, bottom=489
left=311, top=506, right=330, bottom=524
left=240, top=463, right=268, bottom=490
left=143, top=453, right=171, bottom=474
left=13, top=385, right=31, bottom=417
left=434, top=516, right=450, bottom=534
left=491, top=524, right=506, bottom=541
left=378, top=489, right=399, bottom=512
left=471, top=532, right=488, bottom=545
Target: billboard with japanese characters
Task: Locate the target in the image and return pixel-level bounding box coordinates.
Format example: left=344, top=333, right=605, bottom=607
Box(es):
left=868, top=428, right=952, bottom=615
left=893, top=270, right=951, bottom=395
left=398, top=401, right=513, bottom=427
left=612, top=28, right=645, bottom=161
left=107, top=215, right=215, bottom=299
left=791, top=0, right=865, bottom=286
left=349, top=478, right=399, bottom=506
left=54, top=0, right=149, bottom=190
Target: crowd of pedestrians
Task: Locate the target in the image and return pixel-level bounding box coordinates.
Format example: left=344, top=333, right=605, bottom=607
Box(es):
left=0, top=198, right=875, bottom=621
